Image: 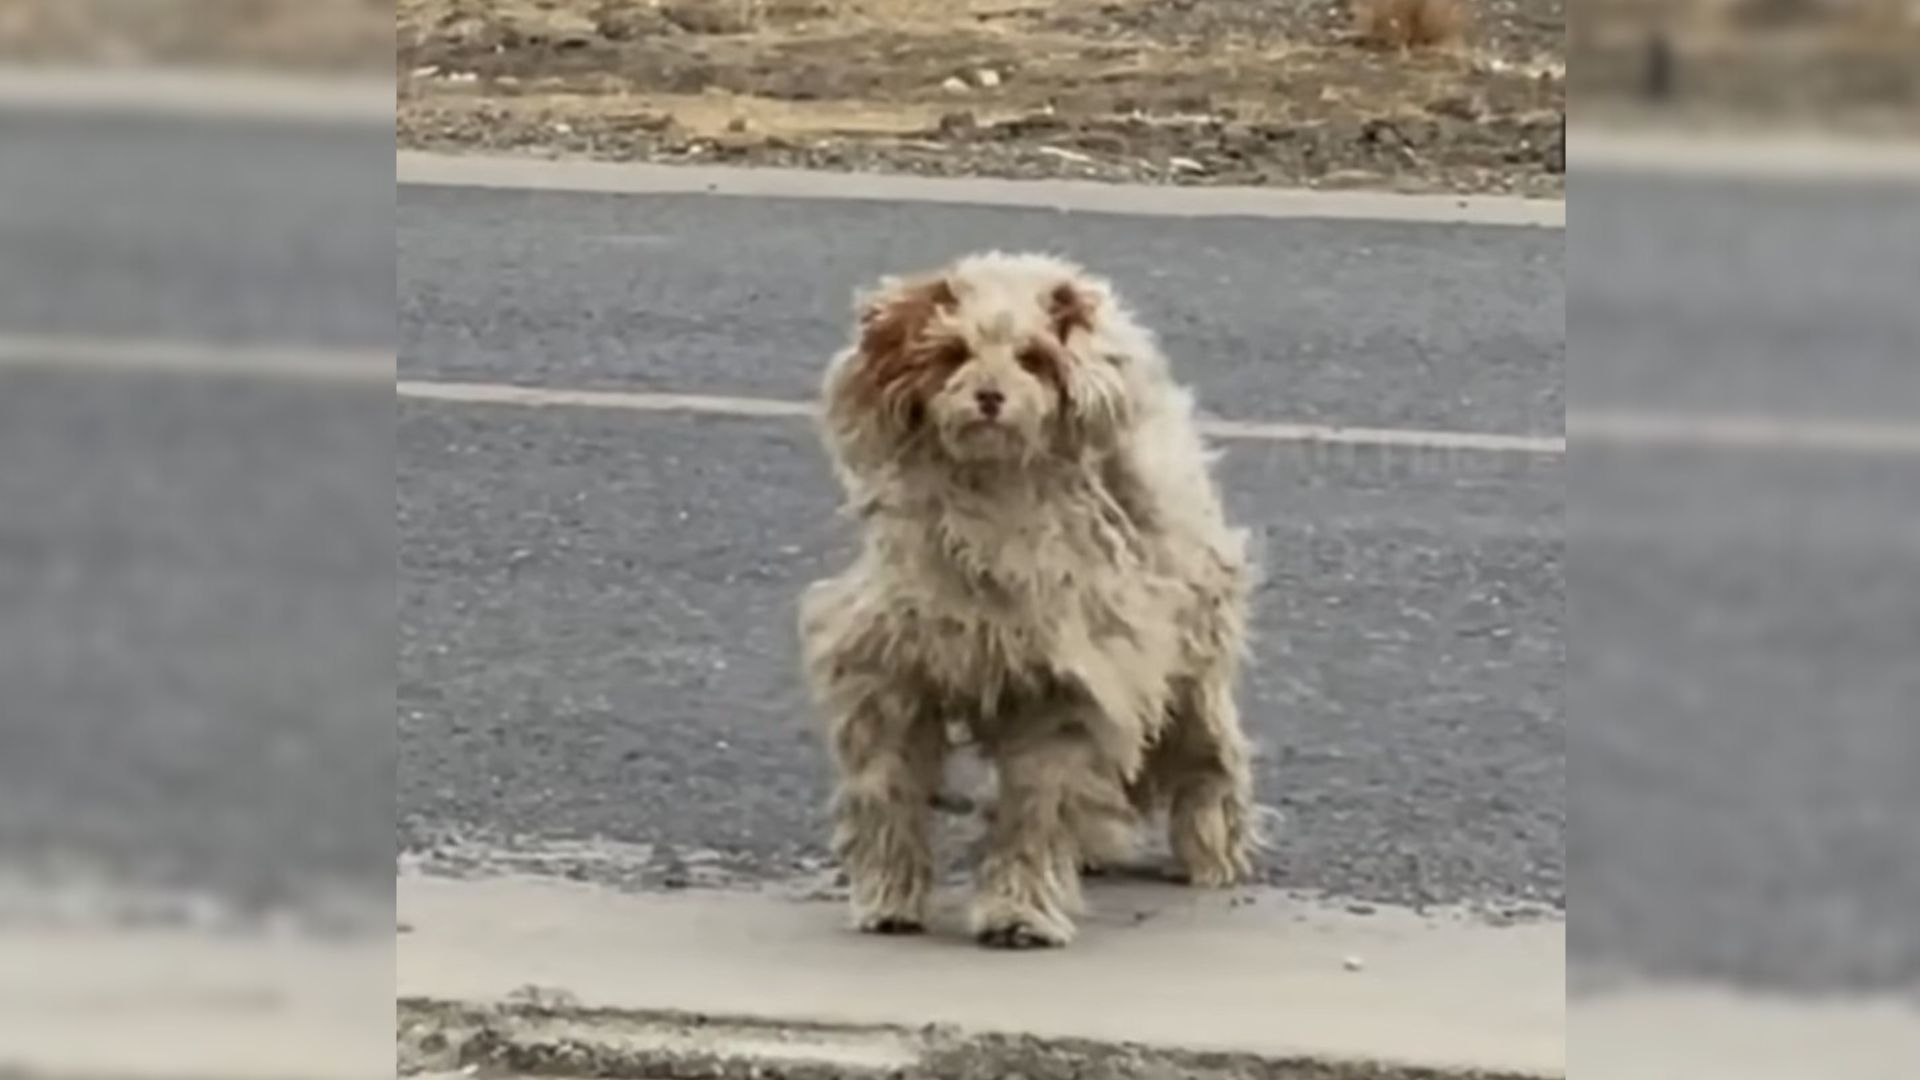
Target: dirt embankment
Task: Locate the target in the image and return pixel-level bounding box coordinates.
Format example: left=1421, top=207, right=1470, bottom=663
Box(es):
left=398, top=0, right=1567, bottom=196
left=1572, top=0, right=1920, bottom=133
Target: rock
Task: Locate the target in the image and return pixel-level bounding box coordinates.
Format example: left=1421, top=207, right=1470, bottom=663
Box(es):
left=937, top=110, right=978, bottom=137
left=1039, top=145, right=1097, bottom=165
left=1073, top=131, right=1131, bottom=156
left=594, top=3, right=678, bottom=40
left=941, top=76, right=970, bottom=95
left=1426, top=93, right=1485, bottom=121
left=726, top=115, right=750, bottom=133
left=1344, top=955, right=1366, bottom=972
left=1167, top=155, right=1208, bottom=175
left=662, top=0, right=755, bottom=34
left=1361, top=118, right=1404, bottom=147
left=612, top=111, right=675, bottom=133
left=1320, top=168, right=1386, bottom=188
left=973, top=68, right=1002, bottom=89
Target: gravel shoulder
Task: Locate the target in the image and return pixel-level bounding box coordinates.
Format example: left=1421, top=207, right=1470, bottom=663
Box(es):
left=397, top=0, right=1567, bottom=197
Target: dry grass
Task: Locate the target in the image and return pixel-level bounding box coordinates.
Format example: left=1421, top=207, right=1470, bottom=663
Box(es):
left=1353, top=0, right=1470, bottom=50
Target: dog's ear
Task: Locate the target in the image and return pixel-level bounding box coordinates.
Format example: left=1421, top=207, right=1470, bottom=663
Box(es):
left=820, top=275, right=957, bottom=476
left=1046, top=279, right=1098, bottom=344
left=857, top=276, right=957, bottom=373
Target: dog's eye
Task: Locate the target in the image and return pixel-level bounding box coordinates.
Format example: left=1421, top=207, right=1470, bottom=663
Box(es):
left=931, top=341, right=970, bottom=370
left=1016, top=346, right=1052, bottom=375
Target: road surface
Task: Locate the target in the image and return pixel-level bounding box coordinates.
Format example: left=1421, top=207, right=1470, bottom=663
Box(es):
left=392, top=177, right=1567, bottom=917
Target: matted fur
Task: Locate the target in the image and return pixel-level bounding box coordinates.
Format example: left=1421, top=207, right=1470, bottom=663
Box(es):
left=799, top=252, right=1256, bottom=948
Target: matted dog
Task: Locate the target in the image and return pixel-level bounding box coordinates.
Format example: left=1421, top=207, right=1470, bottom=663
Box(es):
left=799, top=252, right=1255, bottom=948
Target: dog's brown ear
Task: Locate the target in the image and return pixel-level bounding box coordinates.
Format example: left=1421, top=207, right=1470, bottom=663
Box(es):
left=1047, top=280, right=1098, bottom=343
left=851, top=276, right=957, bottom=403
left=822, top=276, right=958, bottom=474
left=860, top=277, right=955, bottom=351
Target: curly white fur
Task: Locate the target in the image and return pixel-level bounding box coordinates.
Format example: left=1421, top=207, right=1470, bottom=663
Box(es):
left=799, top=252, right=1255, bottom=948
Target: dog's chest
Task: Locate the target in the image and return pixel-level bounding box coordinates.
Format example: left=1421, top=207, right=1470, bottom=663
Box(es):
left=876, top=493, right=1146, bottom=694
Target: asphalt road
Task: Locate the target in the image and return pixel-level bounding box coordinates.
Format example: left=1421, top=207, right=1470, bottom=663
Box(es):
left=1569, top=169, right=1920, bottom=995
left=0, top=108, right=393, bottom=925
left=394, top=180, right=1567, bottom=919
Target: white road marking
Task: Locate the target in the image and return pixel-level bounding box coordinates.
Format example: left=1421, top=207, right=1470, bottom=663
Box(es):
left=399, top=379, right=811, bottom=419
left=0, top=64, right=391, bottom=124
left=1572, top=410, right=1920, bottom=455
left=398, top=152, right=1566, bottom=228
left=15, top=334, right=1919, bottom=458
left=0, top=333, right=393, bottom=382
left=1203, top=415, right=1564, bottom=455
left=398, top=378, right=1564, bottom=454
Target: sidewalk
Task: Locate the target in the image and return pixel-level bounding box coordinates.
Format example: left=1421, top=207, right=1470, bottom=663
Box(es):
left=397, top=873, right=1566, bottom=1079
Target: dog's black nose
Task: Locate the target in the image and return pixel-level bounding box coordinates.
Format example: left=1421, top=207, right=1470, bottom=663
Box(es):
left=975, top=389, right=1004, bottom=417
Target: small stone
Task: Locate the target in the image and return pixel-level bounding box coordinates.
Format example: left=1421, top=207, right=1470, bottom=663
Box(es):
left=1167, top=155, right=1208, bottom=175
left=1426, top=94, right=1484, bottom=122
left=941, top=76, right=970, bottom=95
left=445, top=71, right=479, bottom=84
left=409, top=65, right=440, bottom=79
left=973, top=68, right=1001, bottom=88
left=727, top=115, right=749, bottom=133
left=1344, top=955, right=1366, bottom=972
left=936, top=110, right=978, bottom=137
left=1039, top=145, right=1097, bottom=165
left=552, top=122, right=573, bottom=135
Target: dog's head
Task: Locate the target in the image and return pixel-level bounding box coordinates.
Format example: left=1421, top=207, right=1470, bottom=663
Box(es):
left=822, top=253, right=1135, bottom=473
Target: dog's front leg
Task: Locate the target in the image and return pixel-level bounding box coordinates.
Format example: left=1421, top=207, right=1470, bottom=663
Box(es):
left=1160, top=670, right=1257, bottom=888
left=828, top=687, right=945, bottom=935
left=972, top=722, right=1118, bottom=949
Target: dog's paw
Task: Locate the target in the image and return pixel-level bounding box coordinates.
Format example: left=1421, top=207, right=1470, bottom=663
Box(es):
left=970, top=901, right=1074, bottom=949
left=975, top=919, right=1068, bottom=949
left=856, top=913, right=926, bottom=935
left=1178, top=853, right=1254, bottom=889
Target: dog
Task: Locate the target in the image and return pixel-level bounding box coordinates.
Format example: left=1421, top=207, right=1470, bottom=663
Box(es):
left=798, top=252, right=1255, bottom=948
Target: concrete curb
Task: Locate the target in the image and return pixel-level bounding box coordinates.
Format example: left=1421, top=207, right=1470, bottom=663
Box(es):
left=397, top=873, right=1565, bottom=1079
left=1568, top=127, right=1920, bottom=183
left=399, top=998, right=1542, bottom=1079
left=0, top=64, right=391, bottom=124
left=0, top=923, right=390, bottom=1080
left=396, top=151, right=1565, bottom=228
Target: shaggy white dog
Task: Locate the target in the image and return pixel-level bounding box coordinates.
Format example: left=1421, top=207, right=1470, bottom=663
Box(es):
left=799, top=252, right=1254, bottom=948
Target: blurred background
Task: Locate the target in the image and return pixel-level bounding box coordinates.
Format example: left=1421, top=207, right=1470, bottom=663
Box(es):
left=1574, top=0, right=1920, bottom=131
left=1568, top=1, right=1920, bottom=1077
left=0, top=2, right=391, bottom=1078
